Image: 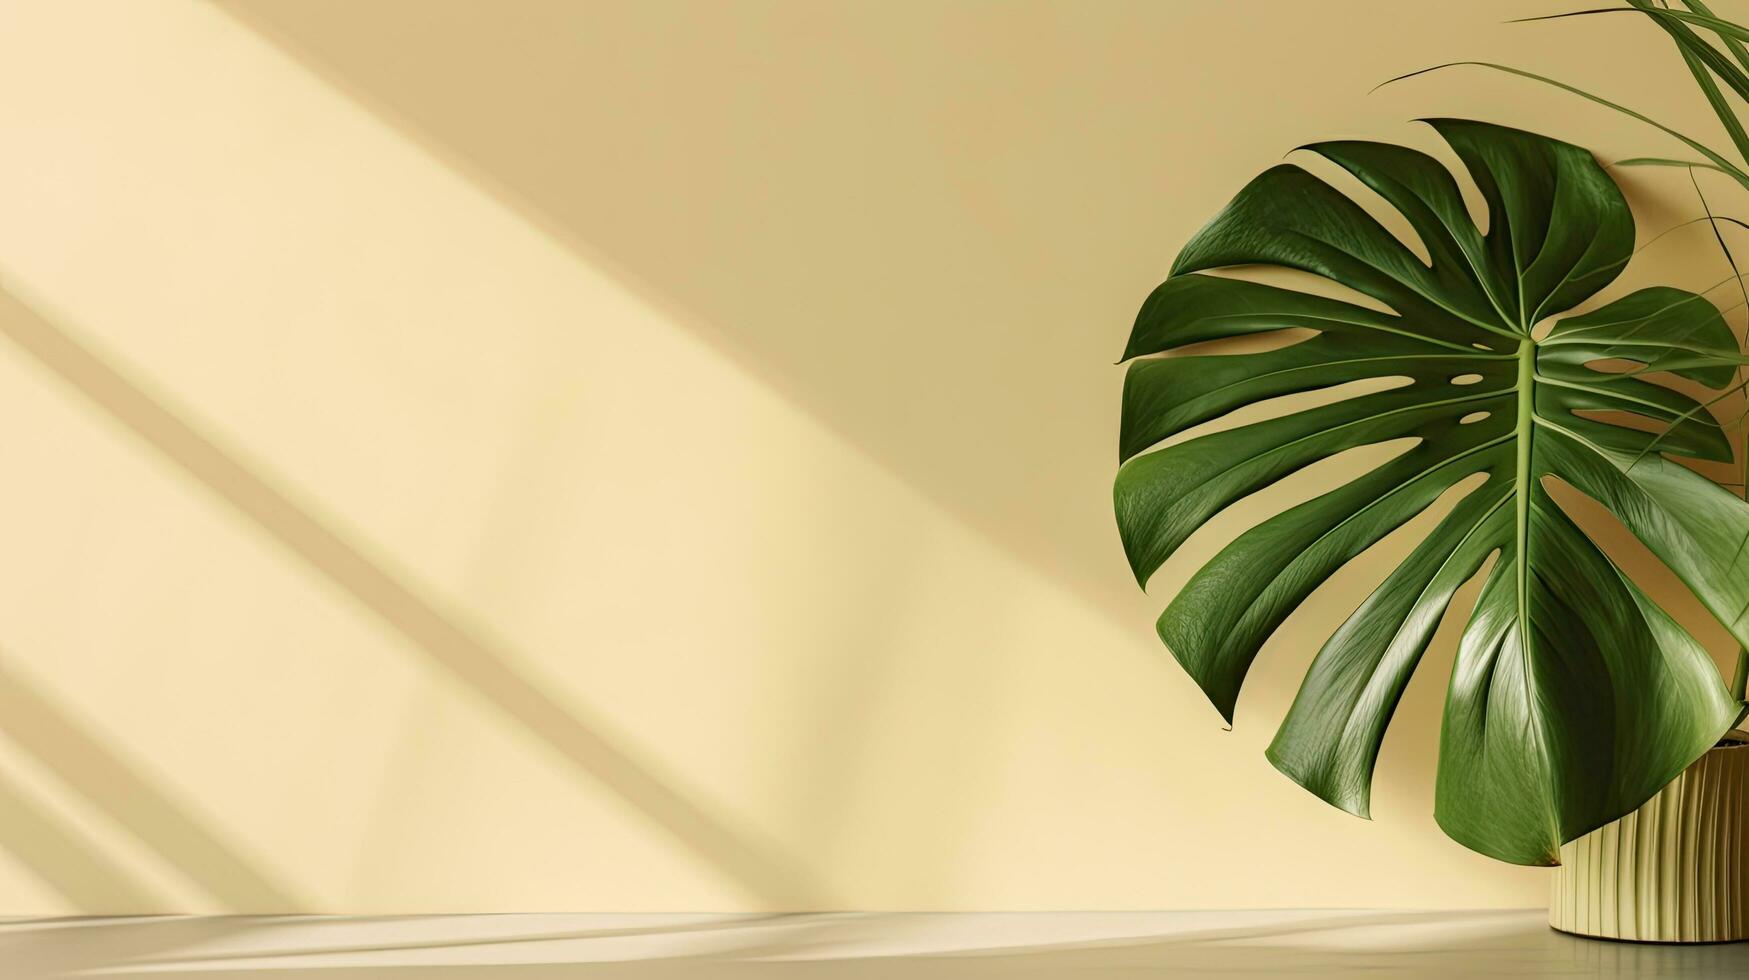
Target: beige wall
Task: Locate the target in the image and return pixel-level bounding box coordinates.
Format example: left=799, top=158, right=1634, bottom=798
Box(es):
left=0, top=0, right=1739, bottom=912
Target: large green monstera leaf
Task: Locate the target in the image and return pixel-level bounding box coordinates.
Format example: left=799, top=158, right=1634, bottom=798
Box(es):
left=1116, top=119, right=1749, bottom=865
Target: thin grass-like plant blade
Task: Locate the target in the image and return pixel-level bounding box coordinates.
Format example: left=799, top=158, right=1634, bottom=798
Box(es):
left=1690, top=166, right=1749, bottom=702
left=1623, top=0, right=1749, bottom=166
left=1618, top=157, right=1744, bottom=175
left=1684, top=0, right=1749, bottom=74
left=1380, top=62, right=1749, bottom=190
left=1515, top=7, right=1749, bottom=44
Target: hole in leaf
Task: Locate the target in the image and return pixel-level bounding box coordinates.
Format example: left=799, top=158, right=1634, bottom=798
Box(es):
left=1450, top=373, right=1484, bottom=386
left=1152, top=327, right=1316, bottom=358
left=1583, top=357, right=1648, bottom=376
left=1459, top=412, right=1490, bottom=425
left=1573, top=408, right=1678, bottom=435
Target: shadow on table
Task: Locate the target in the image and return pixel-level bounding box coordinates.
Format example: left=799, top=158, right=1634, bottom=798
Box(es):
left=8, top=909, right=1747, bottom=979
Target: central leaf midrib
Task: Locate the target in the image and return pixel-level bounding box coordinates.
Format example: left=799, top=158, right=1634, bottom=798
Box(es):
left=1513, top=335, right=1561, bottom=853
left=1514, top=338, right=1536, bottom=654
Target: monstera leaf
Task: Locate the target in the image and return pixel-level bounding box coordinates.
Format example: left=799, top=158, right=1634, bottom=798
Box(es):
left=1116, top=119, right=1749, bottom=865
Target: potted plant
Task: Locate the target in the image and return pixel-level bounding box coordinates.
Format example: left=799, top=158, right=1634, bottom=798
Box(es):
left=1377, top=0, right=1749, bottom=943
left=1116, top=117, right=1749, bottom=941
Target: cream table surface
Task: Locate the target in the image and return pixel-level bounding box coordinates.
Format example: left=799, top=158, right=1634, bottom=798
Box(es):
left=3, top=909, right=1746, bottom=979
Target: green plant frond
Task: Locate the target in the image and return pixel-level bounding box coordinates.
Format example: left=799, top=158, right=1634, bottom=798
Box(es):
left=1117, top=121, right=1749, bottom=866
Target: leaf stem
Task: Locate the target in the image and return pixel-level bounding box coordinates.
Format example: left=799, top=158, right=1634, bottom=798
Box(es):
left=1515, top=339, right=1536, bottom=641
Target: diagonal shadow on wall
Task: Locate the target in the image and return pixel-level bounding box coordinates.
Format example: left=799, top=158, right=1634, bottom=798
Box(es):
left=209, top=0, right=1149, bottom=634
left=0, top=654, right=300, bottom=910
left=0, top=284, right=832, bottom=911
left=0, top=760, right=166, bottom=913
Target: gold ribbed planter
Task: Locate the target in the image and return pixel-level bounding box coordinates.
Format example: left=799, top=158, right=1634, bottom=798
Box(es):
left=1550, top=732, right=1749, bottom=943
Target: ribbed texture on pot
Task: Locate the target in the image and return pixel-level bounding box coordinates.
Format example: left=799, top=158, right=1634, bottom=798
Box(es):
left=1550, top=734, right=1749, bottom=943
